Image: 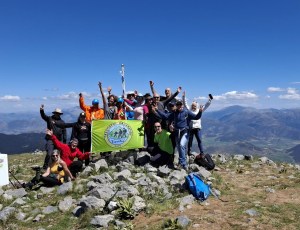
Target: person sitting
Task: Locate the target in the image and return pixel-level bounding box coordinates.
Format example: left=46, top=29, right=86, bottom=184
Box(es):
left=46, top=129, right=90, bottom=177
left=23, top=150, right=74, bottom=190
left=79, top=92, right=104, bottom=123
left=147, top=122, right=174, bottom=168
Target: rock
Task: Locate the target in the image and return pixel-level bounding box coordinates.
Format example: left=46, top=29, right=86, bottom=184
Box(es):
left=245, top=208, right=259, bottom=216
left=42, top=205, right=58, bottom=214
left=233, top=154, right=245, bottom=161
left=58, top=196, right=74, bottom=212
left=33, top=214, right=45, bottom=222
left=81, top=166, right=94, bottom=176
left=91, top=159, right=108, bottom=172
left=0, top=207, right=16, bottom=222
left=40, top=187, right=55, bottom=194
left=176, top=215, right=191, bottom=228
left=265, top=187, right=275, bottom=193
left=57, top=182, right=73, bottom=195
left=157, top=165, right=171, bottom=177
left=132, top=196, right=146, bottom=213
left=5, top=188, right=27, bottom=198
left=11, top=197, right=26, bottom=206
left=15, top=212, right=26, bottom=221
left=78, top=196, right=106, bottom=210
left=90, top=214, right=114, bottom=227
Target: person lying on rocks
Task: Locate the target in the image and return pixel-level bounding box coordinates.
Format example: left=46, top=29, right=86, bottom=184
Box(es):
left=147, top=122, right=174, bottom=168
left=23, top=149, right=74, bottom=190
left=46, top=129, right=90, bottom=177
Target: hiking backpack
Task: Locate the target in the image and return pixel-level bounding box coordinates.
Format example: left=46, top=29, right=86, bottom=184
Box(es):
left=185, top=173, right=211, bottom=201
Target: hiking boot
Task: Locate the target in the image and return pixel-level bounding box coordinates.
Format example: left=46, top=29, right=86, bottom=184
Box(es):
left=22, top=182, right=34, bottom=190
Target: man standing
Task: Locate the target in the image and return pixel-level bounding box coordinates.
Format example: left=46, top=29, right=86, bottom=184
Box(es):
left=79, top=93, right=104, bottom=123
left=40, top=105, right=66, bottom=169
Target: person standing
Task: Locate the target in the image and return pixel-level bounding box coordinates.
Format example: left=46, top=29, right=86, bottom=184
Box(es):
left=183, top=93, right=213, bottom=156
left=155, top=100, right=203, bottom=170
left=79, top=92, right=104, bottom=123
left=40, top=105, right=67, bottom=170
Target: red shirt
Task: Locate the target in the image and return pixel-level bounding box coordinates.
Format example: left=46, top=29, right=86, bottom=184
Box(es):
left=50, top=135, right=90, bottom=167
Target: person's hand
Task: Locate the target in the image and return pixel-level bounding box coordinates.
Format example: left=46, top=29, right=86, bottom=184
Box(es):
left=107, top=86, right=112, bottom=93
left=149, top=80, right=154, bottom=86
left=98, top=82, right=102, bottom=88
left=79, top=93, right=82, bottom=97
left=46, top=129, right=53, bottom=136
left=177, top=86, right=182, bottom=93
left=199, top=105, right=204, bottom=111
left=40, top=104, right=44, bottom=110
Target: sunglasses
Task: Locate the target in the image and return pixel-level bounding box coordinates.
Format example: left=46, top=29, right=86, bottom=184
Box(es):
left=153, top=97, right=159, bottom=99
left=52, top=155, right=58, bottom=157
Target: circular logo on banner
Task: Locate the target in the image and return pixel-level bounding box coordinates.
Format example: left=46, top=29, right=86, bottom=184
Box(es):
left=104, top=122, right=133, bottom=147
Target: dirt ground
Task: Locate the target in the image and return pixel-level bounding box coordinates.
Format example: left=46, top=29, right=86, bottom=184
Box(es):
left=132, top=163, right=300, bottom=230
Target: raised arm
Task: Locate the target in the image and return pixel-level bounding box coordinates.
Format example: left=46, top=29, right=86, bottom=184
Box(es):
left=98, top=82, right=107, bottom=109
left=149, top=80, right=158, bottom=96
left=182, top=91, right=189, bottom=109
left=162, top=86, right=181, bottom=107
left=40, top=104, right=49, bottom=122
left=79, top=93, right=89, bottom=111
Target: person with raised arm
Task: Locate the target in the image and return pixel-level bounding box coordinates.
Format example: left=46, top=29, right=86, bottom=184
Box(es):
left=98, top=82, right=117, bottom=120
left=79, top=91, right=104, bottom=123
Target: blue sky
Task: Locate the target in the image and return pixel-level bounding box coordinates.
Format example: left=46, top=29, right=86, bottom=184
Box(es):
left=0, top=0, right=299, bottom=113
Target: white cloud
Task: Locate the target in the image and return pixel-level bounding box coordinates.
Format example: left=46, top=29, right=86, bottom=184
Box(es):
left=0, top=95, right=21, bottom=101
left=291, top=82, right=300, bottom=84
left=279, top=87, right=300, bottom=100
left=56, top=92, right=79, bottom=100
left=267, top=87, right=285, bottom=92
left=222, top=91, right=258, bottom=100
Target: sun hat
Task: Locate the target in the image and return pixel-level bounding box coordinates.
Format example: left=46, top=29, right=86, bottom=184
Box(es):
left=52, top=108, right=63, bottom=114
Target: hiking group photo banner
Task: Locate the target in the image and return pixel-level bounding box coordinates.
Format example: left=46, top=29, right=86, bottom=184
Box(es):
left=91, top=120, right=144, bottom=152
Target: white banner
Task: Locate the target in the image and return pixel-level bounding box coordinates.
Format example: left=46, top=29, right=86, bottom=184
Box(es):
left=0, top=154, right=9, bottom=186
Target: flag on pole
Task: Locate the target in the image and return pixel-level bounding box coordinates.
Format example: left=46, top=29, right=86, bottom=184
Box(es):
left=91, top=120, right=144, bottom=152
left=120, top=64, right=126, bottom=97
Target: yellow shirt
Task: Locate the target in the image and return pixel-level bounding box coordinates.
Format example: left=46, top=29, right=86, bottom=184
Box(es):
left=50, top=162, right=65, bottom=183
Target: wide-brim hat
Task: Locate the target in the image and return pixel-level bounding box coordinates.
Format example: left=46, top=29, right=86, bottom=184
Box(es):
left=52, top=108, right=63, bottom=114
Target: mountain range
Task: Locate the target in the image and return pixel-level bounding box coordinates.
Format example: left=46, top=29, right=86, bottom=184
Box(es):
left=0, top=105, right=299, bottom=162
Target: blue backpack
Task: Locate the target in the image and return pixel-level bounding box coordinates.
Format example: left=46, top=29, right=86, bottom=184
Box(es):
left=185, top=173, right=211, bottom=201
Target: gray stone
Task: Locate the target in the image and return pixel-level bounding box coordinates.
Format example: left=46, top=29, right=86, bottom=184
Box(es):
left=0, top=188, right=4, bottom=196
left=58, top=196, right=74, bottom=212
left=137, top=176, right=152, bottom=186
left=92, top=172, right=113, bottom=184
left=107, top=201, right=118, bottom=212
left=33, top=214, right=45, bottom=222
left=86, top=181, right=98, bottom=190
left=42, top=205, right=58, bottom=214
left=176, top=215, right=191, bottom=228
left=90, top=214, right=114, bottom=227
left=81, top=165, right=94, bottom=176
left=40, top=187, right=55, bottom=194
left=157, top=165, right=171, bottom=177
left=265, top=187, right=275, bottom=193
left=15, top=211, right=26, bottom=221
left=0, top=207, right=16, bottom=222
left=2, top=193, right=13, bottom=201
left=132, top=196, right=146, bottom=213
left=233, top=154, right=245, bottom=161
left=245, top=208, right=259, bottom=216
left=5, top=188, right=27, bottom=198
left=91, top=159, right=108, bottom=172
left=114, top=169, right=132, bottom=180
left=11, top=197, right=26, bottom=206
left=57, top=182, right=73, bottom=195
left=88, top=187, right=115, bottom=202
left=79, top=196, right=106, bottom=210
left=197, top=167, right=211, bottom=179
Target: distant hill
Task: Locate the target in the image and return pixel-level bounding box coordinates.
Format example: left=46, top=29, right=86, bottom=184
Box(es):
left=0, top=133, right=45, bottom=154
left=1, top=106, right=300, bottom=162
left=287, top=145, right=300, bottom=162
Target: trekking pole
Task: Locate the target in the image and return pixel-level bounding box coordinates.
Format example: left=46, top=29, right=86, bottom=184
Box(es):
left=9, top=170, right=23, bottom=187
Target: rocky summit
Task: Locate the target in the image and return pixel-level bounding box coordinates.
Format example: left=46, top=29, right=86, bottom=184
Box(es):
left=1, top=150, right=300, bottom=229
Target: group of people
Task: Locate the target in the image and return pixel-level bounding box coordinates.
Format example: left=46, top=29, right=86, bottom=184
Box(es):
left=24, top=80, right=214, bottom=189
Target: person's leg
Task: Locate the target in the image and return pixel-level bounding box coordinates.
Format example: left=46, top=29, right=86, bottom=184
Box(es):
left=187, top=129, right=195, bottom=155
left=40, top=176, right=61, bottom=187
left=43, top=140, right=54, bottom=169
left=195, top=129, right=204, bottom=154
left=68, top=161, right=83, bottom=177
left=176, top=131, right=188, bottom=169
